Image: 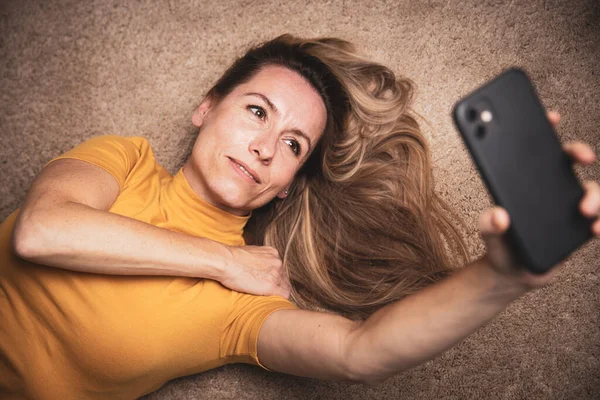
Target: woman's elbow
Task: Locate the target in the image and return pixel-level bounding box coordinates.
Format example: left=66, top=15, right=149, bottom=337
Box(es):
left=11, top=211, right=49, bottom=260
left=342, top=331, right=404, bottom=386
left=342, top=363, right=392, bottom=387
left=342, top=343, right=393, bottom=386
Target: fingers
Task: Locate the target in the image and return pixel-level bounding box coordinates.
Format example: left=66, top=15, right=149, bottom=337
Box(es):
left=581, top=181, right=600, bottom=236
left=272, top=268, right=291, bottom=299
left=262, top=268, right=291, bottom=299
left=479, top=179, right=600, bottom=241
left=254, top=246, right=290, bottom=298
left=588, top=181, right=600, bottom=234
left=593, top=219, right=600, bottom=236
left=273, top=282, right=291, bottom=299
left=563, top=141, right=597, bottom=165
left=547, top=110, right=597, bottom=165
left=552, top=119, right=600, bottom=234
left=249, top=245, right=281, bottom=257
left=547, top=110, right=560, bottom=125
left=547, top=111, right=597, bottom=164
left=580, top=181, right=600, bottom=216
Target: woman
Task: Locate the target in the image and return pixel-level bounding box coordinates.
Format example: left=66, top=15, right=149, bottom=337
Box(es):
left=1, top=34, right=598, bottom=399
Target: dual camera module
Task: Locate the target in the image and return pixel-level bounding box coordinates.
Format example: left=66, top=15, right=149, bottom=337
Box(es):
left=466, top=107, right=494, bottom=139
left=459, top=95, right=497, bottom=139
left=465, top=107, right=494, bottom=139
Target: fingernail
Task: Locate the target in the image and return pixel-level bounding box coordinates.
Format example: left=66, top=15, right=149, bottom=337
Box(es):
left=493, top=213, right=501, bottom=229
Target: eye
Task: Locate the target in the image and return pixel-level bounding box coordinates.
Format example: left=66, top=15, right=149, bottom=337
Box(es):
left=284, top=139, right=301, bottom=156
left=247, top=105, right=267, bottom=121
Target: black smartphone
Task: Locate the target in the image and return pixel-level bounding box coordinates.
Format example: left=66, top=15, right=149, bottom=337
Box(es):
left=452, top=67, right=594, bottom=274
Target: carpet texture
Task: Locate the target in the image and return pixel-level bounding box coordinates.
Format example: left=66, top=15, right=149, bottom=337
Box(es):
left=1, top=0, right=598, bottom=399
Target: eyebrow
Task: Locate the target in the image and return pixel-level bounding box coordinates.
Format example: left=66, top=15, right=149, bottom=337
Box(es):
left=244, top=92, right=313, bottom=152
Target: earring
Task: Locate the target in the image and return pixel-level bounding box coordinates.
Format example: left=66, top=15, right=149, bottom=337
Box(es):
left=284, top=190, right=288, bottom=195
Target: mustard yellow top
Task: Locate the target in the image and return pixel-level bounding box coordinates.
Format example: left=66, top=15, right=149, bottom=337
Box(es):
left=0, top=135, right=297, bottom=400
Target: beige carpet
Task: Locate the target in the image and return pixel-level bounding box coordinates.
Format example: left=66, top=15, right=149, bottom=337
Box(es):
left=1, top=0, right=598, bottom=398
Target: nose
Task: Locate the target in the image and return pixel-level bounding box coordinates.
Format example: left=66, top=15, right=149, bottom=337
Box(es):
left=249, top=132, right=277, bottom=164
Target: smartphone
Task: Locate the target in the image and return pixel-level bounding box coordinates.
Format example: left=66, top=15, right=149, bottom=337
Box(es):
left=452, top=67, right=594, bottom=274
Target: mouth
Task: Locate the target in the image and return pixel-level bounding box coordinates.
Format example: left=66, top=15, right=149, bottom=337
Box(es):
left=228, top=157, right=261, bottom=184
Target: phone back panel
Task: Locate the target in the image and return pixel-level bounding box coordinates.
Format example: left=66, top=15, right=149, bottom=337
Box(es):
left=453, top=68, right=594, bottom=273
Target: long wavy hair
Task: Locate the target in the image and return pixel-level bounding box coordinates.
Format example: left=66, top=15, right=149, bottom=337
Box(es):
left=205, top=34, right=472, bottom=320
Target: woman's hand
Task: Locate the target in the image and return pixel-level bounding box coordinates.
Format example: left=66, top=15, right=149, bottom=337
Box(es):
left=218, top=245, right=291, bottom=298
left=479, top=111, right=600, bottom=291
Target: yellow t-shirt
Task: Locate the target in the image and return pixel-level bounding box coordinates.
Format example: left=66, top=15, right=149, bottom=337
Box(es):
left=0, top=135, right=297, bottom=400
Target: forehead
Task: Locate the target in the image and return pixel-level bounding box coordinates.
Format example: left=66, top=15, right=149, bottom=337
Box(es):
left=230, top=65, right=327, bottom=140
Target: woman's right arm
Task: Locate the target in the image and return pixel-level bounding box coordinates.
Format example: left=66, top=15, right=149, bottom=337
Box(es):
left=256, top=137, right=599, bottom=384
left=12, top=158, right=290, bottom=297
left=257, top=254, right=528, bottom=384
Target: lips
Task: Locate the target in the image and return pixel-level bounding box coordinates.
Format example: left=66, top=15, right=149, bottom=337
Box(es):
left=228, top=157, right=261, bottom=184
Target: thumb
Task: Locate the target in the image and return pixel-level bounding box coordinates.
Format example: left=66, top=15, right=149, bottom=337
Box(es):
left=479, top=206, right=510, bottom=237
left=479, top=207, right=517, bottom=269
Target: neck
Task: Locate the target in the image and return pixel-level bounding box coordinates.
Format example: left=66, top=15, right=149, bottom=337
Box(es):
left=182, top=160, right=251, bottom=217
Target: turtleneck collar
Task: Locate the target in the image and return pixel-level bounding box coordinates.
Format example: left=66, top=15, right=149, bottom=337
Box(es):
left=161, top=168, right=250, bottom=243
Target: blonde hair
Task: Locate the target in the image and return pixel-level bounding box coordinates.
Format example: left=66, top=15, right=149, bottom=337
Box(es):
left=210, top=35, right=472, bottom=320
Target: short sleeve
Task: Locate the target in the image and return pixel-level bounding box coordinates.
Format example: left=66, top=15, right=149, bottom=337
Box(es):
left=220, top=294, right=298, bottom=370
left=45, top=135, right=150, bottom=190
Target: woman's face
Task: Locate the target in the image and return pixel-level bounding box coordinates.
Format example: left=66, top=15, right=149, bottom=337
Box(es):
left=184, top=65, right=328, bottom=216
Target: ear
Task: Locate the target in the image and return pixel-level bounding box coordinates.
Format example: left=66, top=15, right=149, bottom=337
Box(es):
left=192, top=97, right=213, bottom=127
left=276, top=189, right=289, bottom=199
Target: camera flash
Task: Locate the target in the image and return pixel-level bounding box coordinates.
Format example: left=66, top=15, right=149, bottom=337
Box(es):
left=481, top=110, right=493, bottom=123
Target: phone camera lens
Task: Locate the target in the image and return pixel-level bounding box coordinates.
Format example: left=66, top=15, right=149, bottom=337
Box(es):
left=476, top=125, right=486, bottom=138
left=466, top=108, right=478, bottom=122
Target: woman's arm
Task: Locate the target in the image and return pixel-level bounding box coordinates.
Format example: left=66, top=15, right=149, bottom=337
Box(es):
left=342, top=254, right=524, bottom=383
left=12, top=158, right=230, bottom=278
left=12, top=159, right=289, bottom=297
left=258, top=137, right=599, bottom=383
left=258, top=255, right=523, bottom=384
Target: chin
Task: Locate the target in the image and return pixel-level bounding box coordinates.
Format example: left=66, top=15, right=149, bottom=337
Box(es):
left=209, top=178, right=277, bottom=214
left=210, top=183, right=253, bottom=214
left=224, top=200, right=252, bottom=215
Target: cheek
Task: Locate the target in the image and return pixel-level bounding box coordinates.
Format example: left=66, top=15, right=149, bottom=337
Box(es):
left=218, top=117, right=257, bottom=149
left=197, top=119, right=248, bottom=155
left=271, top=158, right=299, bottom=187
